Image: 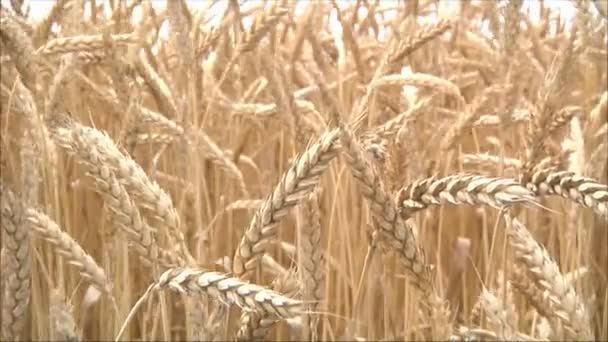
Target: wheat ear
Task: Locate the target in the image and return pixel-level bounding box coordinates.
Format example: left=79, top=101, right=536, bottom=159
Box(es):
left=479, top=288, right=516, bottom=340
left=157, top=268, right=302, bottom=317
left=232, top=129, right=339, bottom=280
left=524, top=168, right=608, bottom=220
left=133, top=51, right=177, bottom=117
left=0, top=10, right=36, bottom=90
left=0, top=183, right=30, bottom=341
left=46, top=116, right=178, bottom=268
left=236, top=269, right=300, bottom=341
left=115, top=268, right=302, bottom=341
left=335, top=114, right=453, bottom=337
left=35, top=33, right=137, bottom=55
left=396, top=174, right=538, bottom=219
left=237, top=7, right=288, bottom=54
left=509, top=266, right=555, bottom=321
left=25, top=208, right=111, bottom=294
left=297, top=192, right=325, bottom=340
left=336, top=121, right=432, bottom=292
left=389, top=19, right=452, bottom=66
left=504, top=214, right=592, bottom=340
left=45, top=113, right=193, bottom=265
left=49, top=289, right=81, bottom=342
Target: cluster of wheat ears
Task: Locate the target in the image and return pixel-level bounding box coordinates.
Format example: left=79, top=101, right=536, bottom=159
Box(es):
left=0, top=0, right=607, bottom=341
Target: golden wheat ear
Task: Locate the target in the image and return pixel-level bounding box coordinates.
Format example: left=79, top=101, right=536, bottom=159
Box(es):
left=1, top=1, right=607, bottom=340
left=49, top=289, right=81, bottom=342
left=524, top=168, right=608, bottom=220
left=115, top=268, right=302, bottom=341
left=232, top=129, right=340, bottom=280
left=395, top=174, right=539, bottom=219
left=504, top=213, right=593, bottom=340
left=0, top=183, right=30, bottom=341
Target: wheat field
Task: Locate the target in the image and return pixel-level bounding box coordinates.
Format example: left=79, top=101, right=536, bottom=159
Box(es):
left=1, top=0, right=607, bottom=341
